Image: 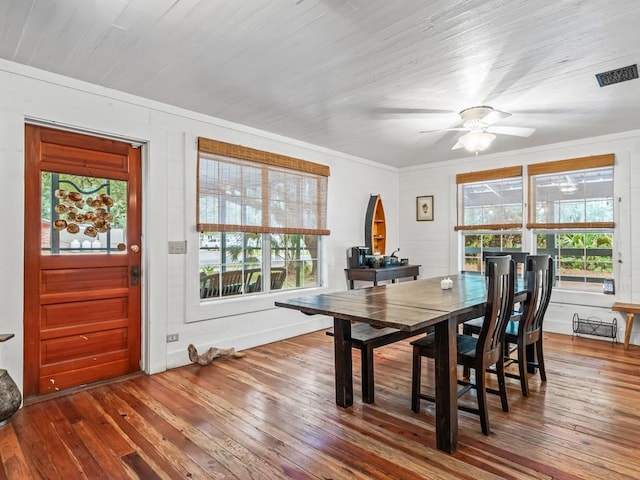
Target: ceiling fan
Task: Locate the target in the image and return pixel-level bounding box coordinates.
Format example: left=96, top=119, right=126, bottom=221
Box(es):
left=445, top=106, right=535, bottom=153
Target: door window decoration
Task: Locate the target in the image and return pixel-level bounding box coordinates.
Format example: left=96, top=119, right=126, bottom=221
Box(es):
left=53, top=189, right=114, bottom=237
left=41, top=172, right=127, bottom=254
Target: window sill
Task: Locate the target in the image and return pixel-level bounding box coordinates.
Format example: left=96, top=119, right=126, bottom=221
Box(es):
left=550, top=288, right=616, bottom=308
left=189, top=285, right=329, bottom=323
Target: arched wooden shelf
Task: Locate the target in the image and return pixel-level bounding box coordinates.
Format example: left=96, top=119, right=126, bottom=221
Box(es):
left=365, top=194, right=386, bottom=255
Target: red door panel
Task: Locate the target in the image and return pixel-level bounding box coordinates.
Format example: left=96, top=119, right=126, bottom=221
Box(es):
left=24, top=125, right=142, bottom=397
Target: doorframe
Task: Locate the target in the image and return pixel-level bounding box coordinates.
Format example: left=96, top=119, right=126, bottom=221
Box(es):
left=24, top=118, right=151, bottom=377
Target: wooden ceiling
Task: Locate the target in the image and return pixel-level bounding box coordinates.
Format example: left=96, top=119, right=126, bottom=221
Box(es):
left=1, top=0, right=639, bottom=167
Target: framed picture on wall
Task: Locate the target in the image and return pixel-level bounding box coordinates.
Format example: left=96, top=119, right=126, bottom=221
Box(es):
left=416, top=195, right=434, bottom=221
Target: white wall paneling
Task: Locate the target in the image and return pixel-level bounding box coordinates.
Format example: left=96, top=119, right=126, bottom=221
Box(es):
left=399, top=131, right=640, bottom=346
left=0, top=60, right=399, bottom=387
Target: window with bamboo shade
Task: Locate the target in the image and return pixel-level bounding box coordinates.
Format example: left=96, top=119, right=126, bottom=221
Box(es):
left=455, top=166, right=523, bottom=231
left=456, top=166, right=524, bottom=274
left=197, top=137, right=329, bottom=235
left=527, top=154, right=614, bottom=230
left=197, top=137, right=329, bottom=300
left=527, top=154, right=614, bottom=291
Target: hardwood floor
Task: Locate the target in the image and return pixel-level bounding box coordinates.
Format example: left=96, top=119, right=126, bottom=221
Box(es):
left=2, top=331, right=640, bottom=479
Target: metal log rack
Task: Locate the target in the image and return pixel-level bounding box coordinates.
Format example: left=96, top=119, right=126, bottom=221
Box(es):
left=572, top=313, right=617, bottom=344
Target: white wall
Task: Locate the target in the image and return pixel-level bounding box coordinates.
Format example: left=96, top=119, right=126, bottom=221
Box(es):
left=4, top=56, right=637, bottom=396
left=399, top=131, right=640, bottom=344
left=0, top=60, right=399, bottom=390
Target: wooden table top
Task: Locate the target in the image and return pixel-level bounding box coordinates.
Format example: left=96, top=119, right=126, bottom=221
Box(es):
left=276, top=273, right=489, bottom=331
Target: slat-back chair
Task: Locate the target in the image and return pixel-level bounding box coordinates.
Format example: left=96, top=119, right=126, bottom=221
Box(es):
left=245, top=267, right=288, bottom=293
left=200, top=273, right=220, bottom=298
left=502, top=255, right=553, bottom=396
left=464, top=254, right=553, bottom=396
left=220, top=269, right=245, bottom=296
left=462, top=251, right=528, bottom=335
left=411, top=255, right=515, bottom=435
left=483, top=251, right=529, bottom=281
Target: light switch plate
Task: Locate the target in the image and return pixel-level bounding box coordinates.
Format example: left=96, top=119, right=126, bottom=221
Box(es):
left=168, top=241, right=187, bottom=254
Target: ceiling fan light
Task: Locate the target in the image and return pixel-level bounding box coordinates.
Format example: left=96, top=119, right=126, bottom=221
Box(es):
left=460, top=131, right=496, bottom=153
left=560, top=183, right=577, bottom=194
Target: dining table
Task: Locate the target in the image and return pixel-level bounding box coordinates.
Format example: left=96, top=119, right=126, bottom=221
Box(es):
left=276, top=272, right=519, bottom=453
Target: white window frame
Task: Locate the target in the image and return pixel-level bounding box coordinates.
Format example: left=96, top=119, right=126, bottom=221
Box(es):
left=186, top=137, right=330, bottom=322
left=456, top=166, right=525, bottom=273
left=527, top=154, right=615, bottom=292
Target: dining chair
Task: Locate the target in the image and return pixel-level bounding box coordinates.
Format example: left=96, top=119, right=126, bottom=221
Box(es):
left=503, top=255, right=553, bottom=396
left=463, top=255, right=553, bottom=397
left=462, top=250, right=528, bottom=337
left=411, top=255, right=515, bottom=435
left=483, top=251, right=529, bottom=282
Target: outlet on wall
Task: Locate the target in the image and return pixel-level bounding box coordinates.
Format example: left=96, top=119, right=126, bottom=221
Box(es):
left=166, top=333, right=179, bottom=343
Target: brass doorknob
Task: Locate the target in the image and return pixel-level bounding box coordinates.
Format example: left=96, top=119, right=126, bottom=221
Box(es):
left=130, top=244, right=140, bottom=253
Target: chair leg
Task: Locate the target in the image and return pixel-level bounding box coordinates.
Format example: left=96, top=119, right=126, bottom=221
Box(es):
left=411, top=347, right=422, bottom=413
left=518, top=341, right=530, bottom=397
left=496, top=356, right=509, bottom=412
left=536, top=338, right=547, bottom=382
left=475, top=368, right=490, bottom=435
left=361, top=345, right=375, bottom=404
left=526, top=343, right=537, bottom=374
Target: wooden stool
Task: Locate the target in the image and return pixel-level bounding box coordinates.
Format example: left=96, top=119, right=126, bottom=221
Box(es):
left=612, top=302, right=640, bottom=349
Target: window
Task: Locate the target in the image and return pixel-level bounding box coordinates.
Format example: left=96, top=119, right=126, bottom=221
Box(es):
left=462, top=233, right=523, bottom=274
left=528, top=154, right=614, bottom=291
left=197, top=138, right=329, bottom=300
left=41, top=172, right=127, bottom=255
left=456, top=166, right=524, bottom=273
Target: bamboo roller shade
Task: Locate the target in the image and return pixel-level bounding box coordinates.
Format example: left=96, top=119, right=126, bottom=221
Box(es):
left=454, top=223, right=523, bottom=231
left=197, top=137, right=330, bottom=235
left=456, top=166, right=522, bottom=184
left=527, top=153, right=615, bottom=229
left=527, top=154, right=614, bottom=175
left=198, top=137, right=330, bottom=177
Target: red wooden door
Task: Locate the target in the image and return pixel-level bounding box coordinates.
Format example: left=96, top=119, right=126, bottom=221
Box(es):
left=23, top=125, right=142, bottom=397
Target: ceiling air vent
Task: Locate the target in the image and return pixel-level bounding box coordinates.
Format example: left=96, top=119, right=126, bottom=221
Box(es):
left=595, top=64, right=638, bottom=87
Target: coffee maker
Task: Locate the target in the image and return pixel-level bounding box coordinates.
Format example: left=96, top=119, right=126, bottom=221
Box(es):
left=347, top=246, right=369, bottom=268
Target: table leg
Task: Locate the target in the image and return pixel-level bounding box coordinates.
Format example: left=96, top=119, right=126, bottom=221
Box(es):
left=433, top=317, right=458, bottom=453
left=624, top=313, right=634, bottom=350
left=333, top=318, right=353, bottom=407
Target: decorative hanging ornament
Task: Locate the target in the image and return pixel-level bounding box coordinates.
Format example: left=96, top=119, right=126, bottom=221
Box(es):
left=53, top=189, right=113, bottom=236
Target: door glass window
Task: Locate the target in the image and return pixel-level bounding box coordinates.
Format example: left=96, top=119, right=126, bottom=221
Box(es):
left=41, top=172, right=127, bottom=255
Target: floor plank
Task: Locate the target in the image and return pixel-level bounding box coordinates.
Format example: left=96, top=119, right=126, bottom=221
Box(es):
left=3, top=331, right=640, bottom=479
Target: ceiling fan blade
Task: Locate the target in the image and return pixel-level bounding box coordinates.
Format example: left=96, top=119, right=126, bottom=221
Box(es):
left=371, top=107, right=455, bottom=116
left=482, top=109, right=511, bottom=125
left=485, top=125, right=535, bottom=137
left=420, top=127, right=467, bottom=134
left=451, top=139, right=465, bottom=150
